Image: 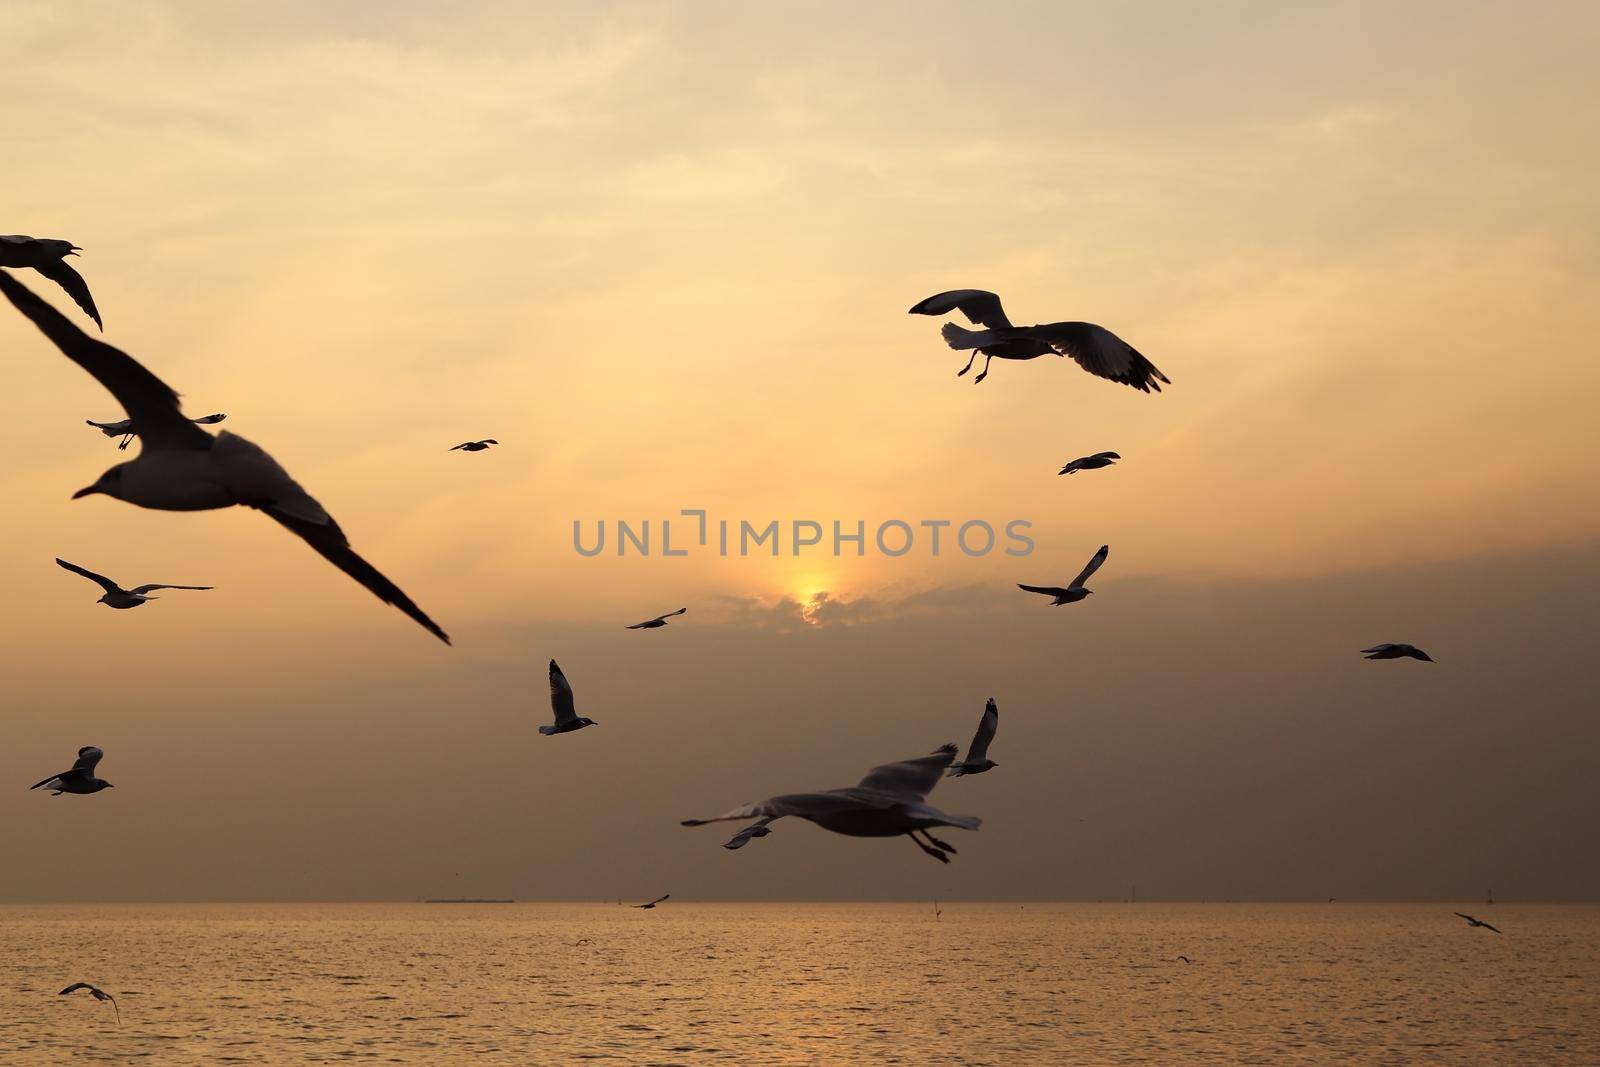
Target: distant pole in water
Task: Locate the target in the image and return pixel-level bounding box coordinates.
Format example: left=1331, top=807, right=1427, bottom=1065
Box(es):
left=1487, top=888, right=1494, bottom=905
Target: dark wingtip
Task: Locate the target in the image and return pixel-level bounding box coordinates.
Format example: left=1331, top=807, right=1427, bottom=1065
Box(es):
left=681, top=819, right=705, bottom=827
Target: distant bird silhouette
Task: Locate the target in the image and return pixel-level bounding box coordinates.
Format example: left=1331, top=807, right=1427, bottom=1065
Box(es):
left=55, top=557, right=211, bottom=609
left=58, top=982, right=119, bottom=1024
left=909, top=289, right=1167, bottom=391
left=88, top=412, right=225, bottom=450
left=31, top=747, right=113, bottom=795
left=1362, top=643, right=1433, bottom=662
left=683, top=744, right=981, bottom=863
left=540, top=660, right=597, bottom=735
left=1176, top=956, right=1192, bottom=964
left=634, top=894, right=670, bottom=909
left=0, top=270, right=448, bottom=644
left=1455, top=912, right=1502, bottom=934
left=948, top=699, right=999, bottom=777
left=626, top=608, right=686, bottom=630
left=449, top=439, right=498, bottom=452
left=1058, top=451, right=1120, bottom=475
left=1, top=235, right=101, bottom=329
left=1019, top=545, right=1109, bottom=605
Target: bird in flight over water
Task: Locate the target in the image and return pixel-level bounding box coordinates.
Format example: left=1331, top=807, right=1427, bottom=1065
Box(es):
left=1362, top=643, right=1433, bottom=662
left=541, top=660, right=597, bottom=735
left=88, top=412, right=225, bottom=450
left=449, top=439, right=498, bottom=452
left=1058, top=451, right=1120, bottom=476
left=626, top=608, right=687, bottom=630
left=948, top=699, right=1000, bottom=777
left=1455, top=912, right=1502, bottom=934
left=58, top=983, right=119, bottom=1024
left=31, top=747, right=113, bottom=796
left=1, top=235, right=102, bottom=329
left=633, top=894, right=670, bottom=909
left=1019, top=545, right=1109, bottom=606
left=683, top=744, right=981, bottom=863
left=0, top=270, right=448, bottom=644
left=55, top=557, right=211, bottom=610
left=909, top=288, right=1168, bottom=391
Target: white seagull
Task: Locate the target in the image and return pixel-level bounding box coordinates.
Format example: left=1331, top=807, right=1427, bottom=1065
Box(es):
left=1362, top=643, right=1434, bottom=662
left=909, top=288, right=1168, bottom=391
left=1058, top=451, right=1120, bottom=475
left=58, top=982, right=119, bottom=1024
left=31, top=747, right=113, bottom=795
left=683, top=744, right=981, bottom=863
left=626, top=607, right=686, bottom=630
left=947, top=699, right=999, bottom=777
left=541, top=660, right=597, bottom=735
left=633, top=893, right=670, bottom=909
left=1019, top=544, right=1109, bottom=605
left=1, top=235, right=101, bottom=329
left=88, top=412, right=226, bottom=450
left=449, top=439, right=498, bottom=452
left=55, top=557, right=211, bottom=609
left=0, top=270, right=448, bottom=643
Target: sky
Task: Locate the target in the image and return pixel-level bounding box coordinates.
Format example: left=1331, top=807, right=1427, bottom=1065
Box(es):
left=0, top=1, right=1596, bottom=901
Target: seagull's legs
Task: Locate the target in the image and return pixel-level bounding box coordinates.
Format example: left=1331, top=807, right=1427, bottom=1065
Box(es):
left=908, top=832, right=951, bottom=863
left=957, top=350, right=978, bottom=377
left=920, top=830, right=959, bottom=855
left=973, top=352, right=994, bottom=384
left=118, top=435, right=132, bottom=450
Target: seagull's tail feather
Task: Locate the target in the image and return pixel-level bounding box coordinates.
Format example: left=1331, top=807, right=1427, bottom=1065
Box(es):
left=29, top=775, right=62, bottom=791
left=939, top=814, right=982, bottom=831
left=538, top=724, right=559, bottom=735
left=946, top=767, right=966, bottom=777
left=940, top=322, right=1000, bottom=351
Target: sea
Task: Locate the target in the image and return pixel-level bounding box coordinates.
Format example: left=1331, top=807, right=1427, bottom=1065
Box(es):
left=1, top=903, right=1595, bottom=1064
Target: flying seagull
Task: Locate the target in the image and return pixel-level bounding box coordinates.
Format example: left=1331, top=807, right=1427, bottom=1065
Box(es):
left=88, top=412, right=226, bottom=450
left=1, top=235, right=101, bottom=329
left=633, top=894, right=670, bottom=909
left=948, top=698, right=999, bottom=777
left=1455, top=912, right=1502, bottom=934
left=541, top=660, right=597, bottom=735
left=58, top=982, right=119, bottom=1024
left=682, top=744, right=981, bottom=863
left=1362, top=643, right=1433, bottom=662
left=0, top=270, right=448, bottom=643
left=31, top=747, right=113, bottom=795
left=626, top=607, right=687, bottom=630
left=1019, top=544, right=1109, bottom=605
left=909, top=288, right=1168, bottom=391
left=55, top=557, right=211, bottom=609
left=449, top=439, right=498, bottom=452
left=1058, top=451, right=1120, bottom=475
left=1176, top=956, right=1192, bottom=964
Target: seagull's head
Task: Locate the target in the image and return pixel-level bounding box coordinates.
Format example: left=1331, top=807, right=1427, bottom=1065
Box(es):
left=73, top=463, right=129, bottom=501
left=41, top=238, right=78, bottom=258
left=581, top=717, right=598, bottom=727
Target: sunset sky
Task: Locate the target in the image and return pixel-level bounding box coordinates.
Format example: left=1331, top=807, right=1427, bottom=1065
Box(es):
left=2, top=1, right=1596, bottom=902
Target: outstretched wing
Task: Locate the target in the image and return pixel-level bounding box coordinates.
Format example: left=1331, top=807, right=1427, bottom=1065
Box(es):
left=55, top=558, right=120, bottom=594
left=1362, top=644, right=1397, bottom=655
left=964, top=699, right=999, bottom=764
left=1068, top=545, right=1109, bottom=590
left=1017, top=584, right=1067, bottom=598
left=638, top=893, right=670, bottom=907
left=855, top=745, right=959, bottom=801
left=549, top=660, right=577, bottom=724
left=191, top=413, right=227, bottom=425
left=130, top=583, right=213, bottom=594
left=59, top=983, right=95, bottom=995
left=1023, top=322, right=1169, bottom=392
left=908, top=289, right=1013, bottom=329
left=73, top=746, right=104, bottom=773
left=34, top=256, right=103, bottom=330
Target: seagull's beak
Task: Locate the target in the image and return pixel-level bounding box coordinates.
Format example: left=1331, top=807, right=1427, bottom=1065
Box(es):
left=67, top=247, right=81, bottom=256
left=72, top=484, right=101, bottom=499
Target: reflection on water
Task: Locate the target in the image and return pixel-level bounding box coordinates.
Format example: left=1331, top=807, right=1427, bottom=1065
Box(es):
left=0, top=903, right=1595, bottom=1064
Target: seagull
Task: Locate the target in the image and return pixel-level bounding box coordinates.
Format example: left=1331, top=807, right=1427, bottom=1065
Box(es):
left=0, top=270, right=448, bottom=643
left=1455, top=912, right=1502, bottom=934
left=909, top=289, right=1168, bottom=391
left=1058, top=451, right=1120, bottom=475
left=626, top=607, right=686, bottom=630
left=1, top=235, right=101, bottom=329
left=947, top=698, right=999, bottom=777
left=633, top=894, right=670, bottom=909
left=1362, top=643, right=1434, bottom=662
left=1018, top=544, right=1109, bottom=605
left=58, top=982, right=119, bottom=1024
left=449, top=439, right=498, bottom=452
left=1176, top=956, right=1192, bottom=964
left=31, top=747, right=113, bottom=795
left=55, top=557, right=211, bottom=609
left=88, top=412, right=226, bottom=450
left=541, top=660, right=597, bottom=735
left=682, top=744, right=981, bottom=863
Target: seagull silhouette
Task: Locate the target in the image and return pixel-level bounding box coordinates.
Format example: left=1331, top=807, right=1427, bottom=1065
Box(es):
left=55, top=557, right=211, bottom=609
left=449, top=439, right=498, bottom=452
left=1, top=236, right=101, bottom=329
left=626, top=608, right=686, bottom=630
left=31, top=747, right=113, bottom=795
left=633, top=894, right=670, bottom=909
left=947, top=699, right=999, bottom=777
left=909, top=289, right=1167, bottom=391
left=683, top=744, right=980, bottom=863
left=1455, top=912, right=1502, bottom=934
left=540, top=660, right=597, bottom=735
left=58, top=982, right=119, bottom=1024
left=0, top=270, right=448, bottom=643
left=88, top=412, right=225, bottom=450
left=1058, top=451, right=1121, bottom=475
left=1362, top=643, right=1434, bottom=662
left=1019, top=545, right=1109, bottom=605
left=1176, top=956, right=1192, bottom=964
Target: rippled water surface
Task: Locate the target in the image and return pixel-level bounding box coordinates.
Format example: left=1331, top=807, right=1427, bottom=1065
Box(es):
left=1, top=903, right=1595, bottom=1064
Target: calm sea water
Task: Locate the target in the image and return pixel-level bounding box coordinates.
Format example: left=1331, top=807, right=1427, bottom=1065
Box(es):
left=0, top=903, right=1594, bottom=1064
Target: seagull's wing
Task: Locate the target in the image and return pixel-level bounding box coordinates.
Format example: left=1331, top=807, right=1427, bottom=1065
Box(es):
left=190, top=413, right=227, bottom=425
left=1026, top=322, right=1170, bottom=392
left=448, top=443, right=469, bottom=451
left=55, top=558, right=120, bottom=594
left=640, top=894, right=669, bottom=907
left=1058, top=459, right=1084, bottom=475
left=964, top=699, right=999, bottom=763
left=549, top=660, right=577, bottom=724
left=129, top=584, right=213, bottom=594
left=1017, top=584, right=1068, bottom=598
left=73, top=747, right=104, bottom=773
left=635, top=607, right=688, bottom=626
left=58, top=983, right=94, bottom=995
left=855, top=745, right=959, bottom=801
left=1362, top=644, right=1397, bottom=654
left=908, top=289, right=1013, bottom=329
left=33, top=256, right=102, bottom=330
left=85, top=418, right=132, bottom=432
left=1068, top=545, right=1109, bottom=590
left=624, top=619, right=653, bottom=629
left=1093, top=452, right=1121, bottom=461
left=0, top=271, right=210, bottom=450
left=31, top=771, right=71, bottom=790
left=1482, top=921, right=1502, bottom=934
